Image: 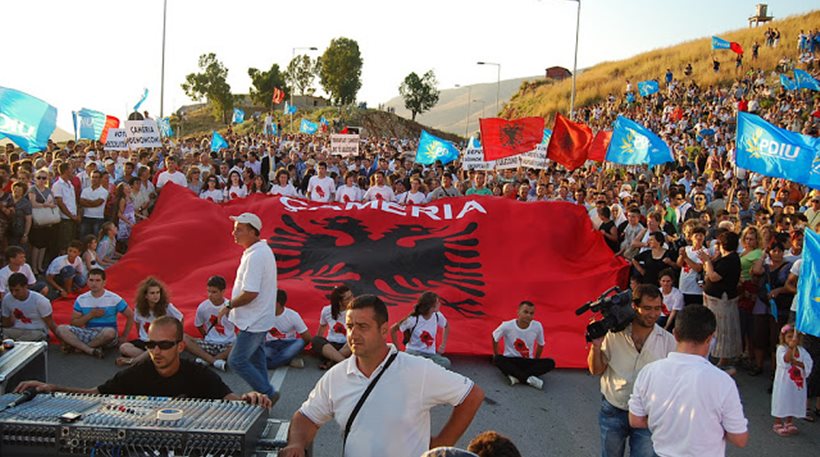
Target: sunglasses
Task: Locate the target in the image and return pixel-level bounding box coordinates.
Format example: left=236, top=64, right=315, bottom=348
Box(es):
left=145, top=340, right=179, bottom=350
left=36, top=176, right=48, bottom=180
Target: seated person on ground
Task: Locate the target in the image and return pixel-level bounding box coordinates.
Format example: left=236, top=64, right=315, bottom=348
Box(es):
left=188, top=275, right=235, bottom=371
left=311, top=284, right=353, bottom=369
left=45, top=240, right=86, bottom=299
left=491, top=300, right=555, bottom=390
left=264, top=289, right=311, bottom=369
left=391, top=291, right=451, bottom=368
left=1, top=272, right=60, bottom=342
left=0, top=246, right=48, bottom=299
left=117, top=276, right=183, bottom=366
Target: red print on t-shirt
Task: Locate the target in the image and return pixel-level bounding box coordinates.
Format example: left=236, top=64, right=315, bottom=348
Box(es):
left=315, top=186, right=325, bottom=199
left=209, top=315, right=225, bottom=335
left=789, top=351, right=804, bottom=389
left=420, top=330, right=434, bottom=347
left=13, top=308, right=32, bottom=324
left=269, top=328, right=285, bottom=339
left=143, top=322, right=151, bottom=334
left=333, top=322, right=346, bottom=335
left=513, top=338, right=530, bottom=358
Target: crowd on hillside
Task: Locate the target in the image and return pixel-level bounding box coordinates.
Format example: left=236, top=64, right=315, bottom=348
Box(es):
left=0, top=26, right=819, bottom=452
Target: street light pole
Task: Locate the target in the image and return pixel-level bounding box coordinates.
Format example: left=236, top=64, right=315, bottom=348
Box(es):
left=160, top=0, right=168, bottom=118
left=477, top=62, right=501, bottom=116
left=473, top=99, right=486, bottom=119
left=570, top=0, right=581, bottom=119
left=290, top=46, right=318, bottom=132
left=455, top=84, right=472, bottom=139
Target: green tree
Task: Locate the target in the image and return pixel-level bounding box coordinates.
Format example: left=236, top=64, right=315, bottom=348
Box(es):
left=285, top=55, right=320, bottom=97
left=319, top=37, right=363, bottom=106
left=182, top=53, right=233, bottom=123
left=399, top=70, right=440, bottom=121
left=248, top=63, right=288, bottom=109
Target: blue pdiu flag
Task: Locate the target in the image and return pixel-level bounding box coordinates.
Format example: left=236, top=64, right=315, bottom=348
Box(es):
left=211, top=131, right=228, bottom=152
left=626, top=92, right=635, bottom=104
left=794, top=69, right=820, bottom=91
left=0, top=86, right=57, bottom=153
left=637, top=80, right=659, bottom=97
left=320, top=116, right=329, bottom=126
left=73, top=108, right=107, bottom=141
left=780, top=74, right=798, bottom=91
left=541, top=128, right=552, bottom=145
left=416, top=130, right=459, bottom=165
left=735, top=112, right=820, bottom=188
left=468, top=136, right=481, bottom=149
left=605, top=116, right=673, bottom=166
left=158, top=117, right=174, bottom=138
left=711, top=36, right=731, bottom=50
left=796, top=229, right=820, bottom=337
left=133, top=88, right=149, bottom=112
left=284, top=102, right=297, bottom=115
left=232, top=108, right=245, bottom=124
left=300, top=119, right=319, bottom=134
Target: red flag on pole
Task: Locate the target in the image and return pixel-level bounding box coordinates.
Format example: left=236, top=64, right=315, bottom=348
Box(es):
left=99, top=115, right=120, bottom=143
left=588, top=130, right=612, bottom=162
left=546, top=113, right=593, bottom=170
left=272, top=87, right=285, bottom=105
left=729, top=42, right=744, bottom=55
left=479, top=117, right=545, bottom=161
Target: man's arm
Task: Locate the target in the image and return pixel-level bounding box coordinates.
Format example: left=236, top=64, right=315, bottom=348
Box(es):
left=587, top=337, right=608, bottom=375
left=42, top=315, right=62, bottom=342
left=54, top=196, right=72, bottom=218
left=217, top=290, right=259, bottom=320
left=224, top=391, right=272, bottom=409
left=120, top=307, right=135, bottom=340
left=299, top=330, right=312, bottom=345
left=71, top=310, right=101, bottom=327
left=279, top=411, right=320, bottom=457
left=15, top=380, right=98, bottom=395
left=534, top=343, right=544, bottom=359
left=628, top=412, right=649, bottom=429
left=430, top=384, right=484, bottom=449
left=45, top=274, right=67, bottom=297
left=725, top=431, right=749, bottom=448
left=438, top=323, right=449, bottom=354
left=1, top=316, right=12, bottom=327
left=491, top=337, right=500, bottom=357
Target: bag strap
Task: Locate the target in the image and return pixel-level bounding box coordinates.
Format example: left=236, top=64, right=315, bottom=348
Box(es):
left=343, top=351, right=398, bottom=452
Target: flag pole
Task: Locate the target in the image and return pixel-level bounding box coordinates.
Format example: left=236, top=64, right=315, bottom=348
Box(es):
left=570, top=0, right=581, bottom=120
left=160, top=0, right=168, bottom=118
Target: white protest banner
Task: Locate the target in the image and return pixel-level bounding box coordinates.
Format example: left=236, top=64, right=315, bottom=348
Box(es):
left=462, top=147, right=495, bottom=171
left=495, top=155, right=521, bottom=170
left=125, top=120, right=162, bottom=149
left=330, top=134, right=360, bottom=156
left=104, top=128, right=128, bottom=151
left=520, top=144, right=549, bottom=170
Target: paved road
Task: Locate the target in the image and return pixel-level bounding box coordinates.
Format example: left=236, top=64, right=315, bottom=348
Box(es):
left=12, top=346, right=820, bottom=455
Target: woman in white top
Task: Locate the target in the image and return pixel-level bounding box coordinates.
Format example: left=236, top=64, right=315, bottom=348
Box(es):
left=116, top=276, right=184, bottom=367
left=269, top=169, right=299, bottom=197
left=363, top=171, right=395, bottom=202
left=335, top=172, right=363, bottom=203
left=224, top=170, right=247, bottom=201
left=659, top=268, right=684, bottom=330
left=397, top=176, right=427, bottom=205
left=390, top=291, right=451, bottom=368
left=310, top=285, right=354, bottom=369
left=677, top=225, right=707, bottom=306
left=199, top=175, right=224, bottom=203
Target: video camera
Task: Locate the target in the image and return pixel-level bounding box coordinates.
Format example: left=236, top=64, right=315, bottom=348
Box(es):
left=575, top=286, right=635, bottom=342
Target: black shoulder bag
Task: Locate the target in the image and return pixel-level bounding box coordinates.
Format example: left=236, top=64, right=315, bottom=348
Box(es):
left=342, top=351, right=398, bottom=453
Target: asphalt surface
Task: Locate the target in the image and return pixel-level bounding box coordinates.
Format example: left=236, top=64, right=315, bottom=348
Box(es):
left=7, top=345, right=820, bottom=456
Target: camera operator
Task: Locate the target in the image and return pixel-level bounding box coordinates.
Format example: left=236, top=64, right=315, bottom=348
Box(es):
left=587, top=284, right=676, bottom=457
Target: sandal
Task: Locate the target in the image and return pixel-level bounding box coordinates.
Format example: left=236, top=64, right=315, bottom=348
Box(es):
left=115, top=357, right=133, bottom=366
left=785, top=423, right=799, bottom=435
left=92, top=348, right=104, bottom=359
left=804, top=409, right=816, bottom=423
left=773, top=423, right=789, bottom=437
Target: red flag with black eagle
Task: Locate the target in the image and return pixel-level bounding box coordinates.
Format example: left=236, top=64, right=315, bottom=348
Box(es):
left=547, top=113, right=593, bottom=170
left=272, top=87, right=285, bottom=105
left=52, top=185, right=628, bottom=368
left=479, top=117, right=545, bottom=161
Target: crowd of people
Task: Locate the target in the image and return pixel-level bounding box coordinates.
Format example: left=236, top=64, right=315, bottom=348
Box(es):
left=1, top=26, right=819, bottom=457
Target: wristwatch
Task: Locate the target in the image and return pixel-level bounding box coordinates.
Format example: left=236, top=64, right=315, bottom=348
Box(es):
left=225, top=301, right=233, bottom=310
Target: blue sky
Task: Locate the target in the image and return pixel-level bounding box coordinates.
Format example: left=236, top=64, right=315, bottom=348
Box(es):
left=2, top=0, right=816, bottom=131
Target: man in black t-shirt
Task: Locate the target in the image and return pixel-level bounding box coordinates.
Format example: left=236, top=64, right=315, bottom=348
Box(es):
left=16, top=316, right=271, bottom=408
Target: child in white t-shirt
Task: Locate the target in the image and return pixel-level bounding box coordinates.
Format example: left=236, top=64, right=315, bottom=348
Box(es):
left=771, top=325, right=813, bottom=436
left=187, top=275, right=235, bottom=371
left=659, top=269, right=685, bottom=331
left=391, top=291, right=450, bottom=368
left=311, top=285, right=354, bottom=369
left=263, top=289, right=312, bottom=369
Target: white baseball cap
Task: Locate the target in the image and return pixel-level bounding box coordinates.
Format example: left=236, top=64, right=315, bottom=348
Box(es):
left=229, top=212, right=262, bottom=231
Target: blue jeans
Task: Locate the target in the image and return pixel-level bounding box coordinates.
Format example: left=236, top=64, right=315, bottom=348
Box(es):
left=599, top=398, right=656, bottom=457
left=48, top=266, right=87, bottom=299
left=264, top=339, right=305, bottom=369
left=229, top=330, right=274, bottom=397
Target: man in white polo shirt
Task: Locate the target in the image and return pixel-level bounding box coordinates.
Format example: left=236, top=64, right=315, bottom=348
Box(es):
left=280, top=294, right=485, bottom=457
left=156, top=156, right=187, bottom=190
left=79, top=169, right=108, bottom=237
left=218, top=212, right=279, bottom=403
left=629, top=306, right=749, bottom=456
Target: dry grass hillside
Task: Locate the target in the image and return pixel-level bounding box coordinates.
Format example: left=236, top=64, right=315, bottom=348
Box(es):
left=503, top=10, right=820, bottom=120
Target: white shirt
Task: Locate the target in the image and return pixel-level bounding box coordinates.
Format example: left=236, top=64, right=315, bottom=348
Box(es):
left=194, top=298, right=236, bottom=344
left=52, top=177, right=77, bottom=219
left=156, top=170, right=187, bottom=189
left=80, top=185, right=108, bottom=219
left=229, top=240, right=278, bottom=332
left=679, top=246, right=704, bottom=295
left=629, top=352, right=748, bottom=457
left=1, top=291, right=52, bottom=331
left=46, top=255, right=84, bottom=277
left=225, top=185, right=248, bottom=201
left=0, top=264, right=37, bottom=296
left=319, top=305, right=347, bottom=344
left=396, top=191, right=427, bottom=205
left=399, top=312, right=447, bottom=354
left=335, top=185, right=363, bottom=203
left=135, top=303, right=183, bottom=341
left=363, top=185, right=395, bottom=202
left=600, top=324, right=676, bottom=409
left=265, top=308, right=308, bottom=341
left=299, top=346, right=474, bottom=457
left=308, top=175, right=335, bottom=202
left=790, top=259, right=802, bottom=312
left=270, top=183, right=299, bottom=198
left=661, top=288, right=684, bottom=316
left=200, top=188, right=224, bottom=203
left=492, top=319, right=545, bottom=359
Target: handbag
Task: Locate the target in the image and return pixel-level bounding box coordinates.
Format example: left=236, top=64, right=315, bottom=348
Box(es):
left=31, top=188, right=60, bottom=226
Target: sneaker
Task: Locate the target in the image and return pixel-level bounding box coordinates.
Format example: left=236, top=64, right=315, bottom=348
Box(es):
left=507, top=375, right=519, bottom=386
left=195, top=357, right=210, bottom=367
left=526, top=376, right=544, bottom=390
left=213, top=359, right=227, bottom=371
left=289, top=357, right=305, bottom=369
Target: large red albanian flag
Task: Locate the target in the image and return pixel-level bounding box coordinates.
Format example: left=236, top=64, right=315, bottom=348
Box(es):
left=86, top=184, right=627, bottom=368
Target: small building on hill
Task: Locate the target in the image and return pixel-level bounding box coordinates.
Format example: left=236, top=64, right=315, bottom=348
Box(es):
left=545, top=66, right=572, bottom=80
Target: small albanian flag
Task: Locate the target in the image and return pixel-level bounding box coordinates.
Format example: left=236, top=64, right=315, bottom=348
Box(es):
left=272, top=87, right=285, bottom=105
left=546, top=113, right=593, bottom=170
left=479, top=117, right=544, bottom=161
